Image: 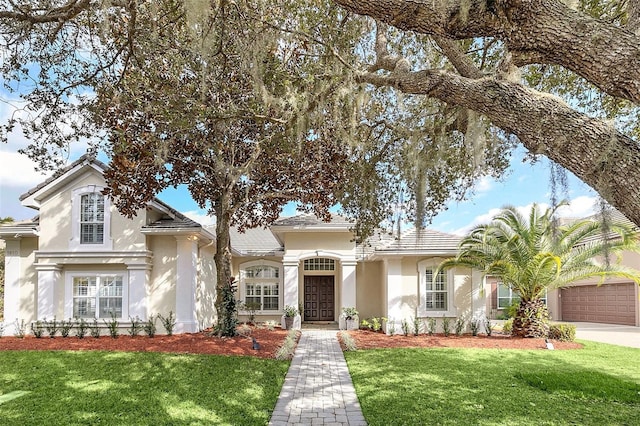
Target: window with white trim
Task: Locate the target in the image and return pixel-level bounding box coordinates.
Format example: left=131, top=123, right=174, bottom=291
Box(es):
left=497, top=281, right=546, bottom=309
left=70, top=185, right=112, bottom=250
left=425, top=268, right=448, bottom=311
left=241, top=262, right=282, bottom=312
left=417, top=259, right=456, bottom=317
left=72, top=275, right=124, bottom=318
left=80, top=193, right=105, bottom=244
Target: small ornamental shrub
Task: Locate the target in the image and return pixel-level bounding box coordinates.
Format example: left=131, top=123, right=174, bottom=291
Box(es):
left=401, top=319, right=410, bottom=336
left=159, top=311, right=176, bottom=336
left=455, top=317, right=466, bottom=336
left=76, top=318, right=89, bottom=338
left=31, top=320, right=45, bottom=338
left=426, top=317, right=436, bottom=335
left=412, top=316, right=421, bottom=336
left=264, top=320, right=277, bottom=331
left=14, top=319, right=26, bottom=338
left=387, top=318, right=396, bottom=335
left=143, top=316, right=157, bottom=337
left=370, top=317, right=383, bottom=332
left=127, top=316, right=143, bottom=336
left=104, top=313, right=119, bottom=338
left=60, top=318, right=74, bottom=337
left=502, top=318, right=514, bottom=335
left=442, top=316, right=451, bottom=337
left=484, top=316, right=495, bottom=336
left=548, top=323, right=577, bottom=342
left=90, top=318, right=101, bottom=338
left=469, top=318, right=480, bottom=336
left=45, top=317, right=59, bottom=338
left=340, top=331, right=357, bottom=351
left=359, top=319, right=370, bottom=330
left=275, top=329, right=299, bottom=360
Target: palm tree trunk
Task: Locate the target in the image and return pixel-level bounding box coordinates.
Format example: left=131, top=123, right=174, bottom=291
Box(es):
left=512, top=299, right=550, bottom=338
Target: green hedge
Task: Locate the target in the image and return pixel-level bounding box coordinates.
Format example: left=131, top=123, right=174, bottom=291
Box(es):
left=548, top=323, right=577, bottom=342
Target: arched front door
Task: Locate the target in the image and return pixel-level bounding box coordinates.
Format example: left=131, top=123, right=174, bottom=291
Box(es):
left=303, top=275, right=335, bottom=321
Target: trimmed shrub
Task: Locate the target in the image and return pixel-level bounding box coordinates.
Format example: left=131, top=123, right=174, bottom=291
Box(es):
left=502, top=318, right=514, bottom=335
left=548, top=323, right=577, bottom=342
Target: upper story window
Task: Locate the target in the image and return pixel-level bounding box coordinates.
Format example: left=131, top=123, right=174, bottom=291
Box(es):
left=80, top=193, right=105, bottom=244
left=70, top=185, right=112, bottom=251
left=304, top=258, right=335, bottom=271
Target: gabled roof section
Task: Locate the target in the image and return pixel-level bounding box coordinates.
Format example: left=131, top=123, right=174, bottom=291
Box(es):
left=272, top=213, right=353, bottom=232
left=368, top=227, right=461, bottom=258
left=230, top=226, right=284, bottom=256
left=20, top=154, right=108, bottom=209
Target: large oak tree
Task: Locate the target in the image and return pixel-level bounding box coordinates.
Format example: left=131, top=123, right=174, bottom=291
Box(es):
left=2, top=1, right=639, bottom=226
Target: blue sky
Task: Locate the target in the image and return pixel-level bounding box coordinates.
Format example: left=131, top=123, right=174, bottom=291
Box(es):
left=0, top=91, right=599, bottom=233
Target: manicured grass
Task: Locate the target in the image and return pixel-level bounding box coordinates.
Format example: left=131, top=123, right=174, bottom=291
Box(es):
left=0, top=351, right=289, bottom=425
left=345, top=341, right=640, bottom=425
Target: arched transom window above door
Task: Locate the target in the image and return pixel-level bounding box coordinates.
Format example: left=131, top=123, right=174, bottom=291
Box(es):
left=303, top=258, right=335, bottom=271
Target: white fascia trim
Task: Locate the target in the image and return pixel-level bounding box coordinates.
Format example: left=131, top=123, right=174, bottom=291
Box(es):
left=141, top=227, right=215, bottom=241
left=0, top=227, right=39, bottom=238
left=21, top=163, right=104, bottom=209
left=35, top=250, right=153, bottom=261
left=370, top=250, right=458, bottom=260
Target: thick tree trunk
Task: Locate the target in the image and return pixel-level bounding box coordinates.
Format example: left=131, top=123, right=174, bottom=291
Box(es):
left=334, top=0, right=640, bottom=103
left=512, top=298, right=550, bottom=338
left=213, top=193, right=237, bottom=336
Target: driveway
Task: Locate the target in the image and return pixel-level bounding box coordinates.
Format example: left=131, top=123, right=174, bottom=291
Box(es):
left=565, top=322, right=640, bottom=348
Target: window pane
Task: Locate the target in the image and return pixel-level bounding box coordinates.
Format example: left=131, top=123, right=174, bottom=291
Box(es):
left=245, top=266, right=278, bottom=278
left=263, top=296, right=279, bottom=310
left=425, top=268, right=447, bottom=311
left=80, top=193, right=105, bottom=244
left=498, top=283, right=511, bottom=298
left=73, top=298, right=96, bottom=318
left=303, top=258, right=335, bottom=271
left=246, top=296, right=261, bottom=308
left=99, top=298, right=122, bottom=318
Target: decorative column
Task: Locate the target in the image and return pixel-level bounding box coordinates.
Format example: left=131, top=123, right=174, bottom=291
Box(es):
left=35, top=263, right=62, bottom=320
left=282, top=258, right=301, bottom=329
left=385, top=259, right=403, bottom=334
left=3, top=240, right=21, bottom=334
left=341, top=259, right=357, bottom=309
left=175, top=236, right=198, bottom=333
left=127, top=263, right=151, bottom=320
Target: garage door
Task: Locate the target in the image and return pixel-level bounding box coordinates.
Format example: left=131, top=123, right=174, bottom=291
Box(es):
left=561, top=283, right=637, bottom=326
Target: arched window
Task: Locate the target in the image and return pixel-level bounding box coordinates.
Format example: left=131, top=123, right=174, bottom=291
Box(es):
left=240, top=262, right=282, bottom=312
left=70, top=185, right=112, bottom=250
left=80, top=193, right=105, bottom=244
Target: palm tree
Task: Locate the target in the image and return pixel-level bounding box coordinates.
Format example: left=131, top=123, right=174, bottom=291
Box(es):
left=436, top=203, right=640, bottom=337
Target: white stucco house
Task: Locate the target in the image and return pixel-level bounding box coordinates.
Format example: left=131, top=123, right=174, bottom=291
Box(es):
left=1, top=155, right=491, bottom=335
left=4, top=155, right=639, bottom=334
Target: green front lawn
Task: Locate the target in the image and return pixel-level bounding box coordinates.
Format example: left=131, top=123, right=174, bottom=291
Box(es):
left=345, top=341, right=640, bottom=425
left=0, top=351, right=289, bottom=425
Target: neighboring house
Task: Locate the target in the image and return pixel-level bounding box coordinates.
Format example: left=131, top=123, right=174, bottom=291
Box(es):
left=1, top=156, right=487, bottom=335
left=0, top=155, right=216, bottom=335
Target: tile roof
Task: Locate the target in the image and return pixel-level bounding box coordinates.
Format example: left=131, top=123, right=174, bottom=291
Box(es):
left=371, top=227, right=461, bottom=255
left=19, top=153, right=108, bottom=201
left=273, top=213, right=353, bottom=227
left=230, top=226, right=284, bottom=255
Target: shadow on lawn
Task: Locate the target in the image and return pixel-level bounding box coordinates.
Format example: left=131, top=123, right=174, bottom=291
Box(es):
left=0, top=350, right=288, bottom=426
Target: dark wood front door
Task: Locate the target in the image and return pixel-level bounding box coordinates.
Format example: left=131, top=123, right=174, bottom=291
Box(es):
left=304, top=276, right=335, bottom=321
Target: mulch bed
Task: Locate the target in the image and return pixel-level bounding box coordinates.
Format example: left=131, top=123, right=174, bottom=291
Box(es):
left=0, top=328, right=583, bottom=359
left=0, top=328, right=289, bottom=359
left=343, top=329, right=583, bottom=350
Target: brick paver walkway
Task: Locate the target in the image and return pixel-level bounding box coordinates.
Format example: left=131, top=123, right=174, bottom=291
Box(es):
left=269, top=329, right=367, bottom=425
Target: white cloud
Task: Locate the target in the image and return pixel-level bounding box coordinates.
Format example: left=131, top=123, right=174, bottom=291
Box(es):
left=475, top=176, right=493, bottom=193
left=0, top=151, right=54, bottom=187
left=182, top=209, right=216, bottom=226
left=451, top=196, right=599, bottom=236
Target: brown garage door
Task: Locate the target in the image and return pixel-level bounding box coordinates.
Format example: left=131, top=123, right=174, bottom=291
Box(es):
left=561, top=283, right=637, bottom=326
